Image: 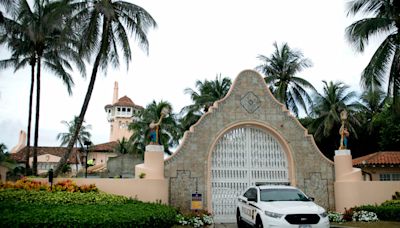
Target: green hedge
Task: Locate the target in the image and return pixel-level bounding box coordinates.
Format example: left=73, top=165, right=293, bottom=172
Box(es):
left=0, top=190, right=178, bottom=227
left=0, top=189, right=129, bottom=205
left=354, top=205, right=400, bottom=221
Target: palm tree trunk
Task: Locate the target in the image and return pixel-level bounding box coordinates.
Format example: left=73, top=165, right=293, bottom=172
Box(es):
left=25, top=61, right=35, bottom=175
left=54, top=18, right=110, bottom=177
left=53, top=50, right=103, bottom=177
left=33, top=57, right=41, bottom=176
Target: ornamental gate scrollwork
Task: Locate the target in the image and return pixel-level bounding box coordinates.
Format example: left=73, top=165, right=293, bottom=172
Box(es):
left=210, top=126, right=289, bottom=223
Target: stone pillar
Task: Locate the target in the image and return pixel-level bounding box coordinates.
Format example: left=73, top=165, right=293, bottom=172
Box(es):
left=334, top=149, right=362, bottom=212
left=135, top=145, right=164, bottom=179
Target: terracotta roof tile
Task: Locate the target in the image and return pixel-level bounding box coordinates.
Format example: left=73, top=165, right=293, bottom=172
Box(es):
left=10, top=146, right=82, bottom=164
left=104, top=96, right=143, bottom=109
left=89, top=141, right=118, bottom=152
left=353, top=151, right=400, bottom=166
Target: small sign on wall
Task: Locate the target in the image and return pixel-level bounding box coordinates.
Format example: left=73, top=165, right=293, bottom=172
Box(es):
left=191, top=193, right=203, bottom=210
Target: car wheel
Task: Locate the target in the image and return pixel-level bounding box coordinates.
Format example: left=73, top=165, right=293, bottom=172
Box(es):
left=236, top=208, right=245, bottom=228
left=255, top=216, right=263, bottom=228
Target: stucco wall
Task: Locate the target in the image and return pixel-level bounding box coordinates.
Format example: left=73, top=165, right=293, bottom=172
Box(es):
left=335, top=181, right=400, bottom=212
left=164, top=70, right=335, bottom=212
left=34, top=178, right=168, bottom=204
left=0, top=165, right=9, bottom=182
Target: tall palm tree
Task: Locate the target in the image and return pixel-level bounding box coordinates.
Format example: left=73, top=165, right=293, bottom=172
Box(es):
left=0, top=0, right=84, bottom=175
left=255, top=42, right=316, bottom=116
left=54, top=0, right=157, bottom=177
left=57, top=116, right=91, bottom=147
left=180, top=74, right=232, bottom=131
left=129, top=101, right=181, bottom=155
left=359, top=88, right=386, bottom=131
left=310, top=81, right=361, bottom=140
left=346, top=0, right=400, bottom=110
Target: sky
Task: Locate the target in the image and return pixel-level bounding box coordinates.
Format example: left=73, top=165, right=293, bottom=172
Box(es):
left=0, top=0, right=383, bottom=151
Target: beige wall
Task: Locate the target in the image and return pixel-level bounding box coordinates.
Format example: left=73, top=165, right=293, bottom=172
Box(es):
left=335, top=181, right=400, bottom=212
left=110, top=118, right=132, bottom=142
left=34, top=178, right=169, bottom=204
left=88, top=152, right=118, bottom=165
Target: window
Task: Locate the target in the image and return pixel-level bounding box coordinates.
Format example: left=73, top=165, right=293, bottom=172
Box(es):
left=379, top=173, right=400, bottom=181
left=244, top=188, right=258, bottom=201
left=122, top=107, right=126, bottom=112
left=117, top=107, right=121, bottom=111
left=127, top=108, right=131, bottom=112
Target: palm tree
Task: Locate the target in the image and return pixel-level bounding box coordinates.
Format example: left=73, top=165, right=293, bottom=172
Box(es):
left=54, top=0, right=157, bottom=177
left=57, top=116, right=91, bottom=148
left=129, top=101, right=181, bottom=155
left=346, top=0, right=400, bottom=111
left=359, top=89, right=386, bottom=131
left=255, top=42, right=316, bottom=116
left=114, top=137, right=133, bottom=155
left=180, top=74, right=232, bottom=131
left=310, top=81, right=361, bottom=141
left=0, top=0, right=84, bottom=175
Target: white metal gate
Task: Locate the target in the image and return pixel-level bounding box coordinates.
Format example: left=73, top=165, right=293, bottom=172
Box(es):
left=211, top=126, right=289, bottom=223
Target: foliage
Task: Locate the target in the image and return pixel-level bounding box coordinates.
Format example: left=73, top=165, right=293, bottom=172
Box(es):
left=342, top=208, right=354, bottom=221
left=328, top=211, right=345, bottom=223
left=129, top=100, right=181, bottom=155
left=328, top=210, right=379, bottom=223
left=354, top=205, right=400, bottom=221
left=346, top=0, right=400, bottom=110
left=352, top=210, right=378, bottom=222
left=55, top=0, right=157, bottom=177
left=372, top=106, right=400, bottom=150
left=0, top=178, right=98, bottom=193
left=57, top=116, right=91, bottom=147
left=0, top=197, right=177, bottom=227
left=176, top=210, right=214, bottom=227
left=180, top=74, right=232, bottom=131
left=114, top=137, right=134, bottom=155
left=381, top=200, right=400, bottom=207
left=392, top=192, right=400, bottom=200
left=139, top=173, right=146, bottom=179
left=255, top=42, right=316, bottom=116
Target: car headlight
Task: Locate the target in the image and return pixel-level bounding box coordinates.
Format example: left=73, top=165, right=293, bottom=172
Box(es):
left=320, top=212, right=328, bottom=218
left=265, top=210, right=284, bottom=218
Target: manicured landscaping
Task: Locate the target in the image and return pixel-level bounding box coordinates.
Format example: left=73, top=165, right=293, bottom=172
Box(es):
left=0, top=179, right=178, bottom=227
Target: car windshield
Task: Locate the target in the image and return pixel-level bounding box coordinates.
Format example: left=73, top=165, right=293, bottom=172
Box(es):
left=260, top=188, right=311, bottom=202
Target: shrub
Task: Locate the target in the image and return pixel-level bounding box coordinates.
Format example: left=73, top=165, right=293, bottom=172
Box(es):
left=0, top=200, right=178, bottom=227
left=176, top=210, right=213, bottom=227
left=0, top=189, right=178, bottom=227
left=0, top=189, right=130, bottom=205
left=354, top=205, right=400, bottom=221
left=352, top=210, right=378, bottom=222
left=0, top=178, right=98, bottom=193
left=328, top=211, right=344, bottom=223
left=342, top=208, right=354, bottom=221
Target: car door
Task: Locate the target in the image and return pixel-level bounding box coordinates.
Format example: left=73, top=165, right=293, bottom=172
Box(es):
left=241, top=187, right=258, bottom=224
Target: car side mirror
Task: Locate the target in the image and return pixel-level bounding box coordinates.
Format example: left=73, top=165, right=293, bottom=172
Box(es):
left=247, top=196, right=257, bottom=202
left=309, top=197, right=315, bottom=201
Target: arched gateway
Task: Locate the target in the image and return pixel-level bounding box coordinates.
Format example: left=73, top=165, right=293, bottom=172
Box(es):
left=210, top=126, right=290, bottom=222
left=164, top=70, right=335, bottom=222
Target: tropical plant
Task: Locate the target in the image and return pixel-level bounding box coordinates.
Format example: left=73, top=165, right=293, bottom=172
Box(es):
left=129, top=101, right=181, bottom=155
left=346, top=0, right=400, bottom=112
left=180, top=74, right=232, bottom=131
left=255, top=42, right=316, bottom=116
left=114, top=137, right=133, bottom=155
left=57, top=116, right=91, bottom=148
left=0, top=143, right=7, bottom=162
left=0, top=0, right=85, bottom=175
left=306, top=81, right=362, bottom=158
left=55, top=0, right=157, bottom=177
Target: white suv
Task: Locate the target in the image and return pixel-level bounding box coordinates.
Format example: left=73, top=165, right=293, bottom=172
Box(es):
left=236, top=185, right=329, bottom=228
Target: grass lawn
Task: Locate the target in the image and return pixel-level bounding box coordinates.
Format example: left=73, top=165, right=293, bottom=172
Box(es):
left=331, top=221, right=400, bottom=228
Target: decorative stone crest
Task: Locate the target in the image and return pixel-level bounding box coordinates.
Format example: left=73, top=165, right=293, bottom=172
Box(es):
left=240, top=92, right=261, bottom=113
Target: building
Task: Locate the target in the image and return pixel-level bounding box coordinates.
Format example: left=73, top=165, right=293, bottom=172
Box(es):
left=104, top=82, right=143, bottom=142
left=353, top=151, right=400, bottom=181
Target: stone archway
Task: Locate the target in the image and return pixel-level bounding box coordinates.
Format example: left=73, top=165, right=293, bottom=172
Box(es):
left=209, top=125, right=290, bottom=223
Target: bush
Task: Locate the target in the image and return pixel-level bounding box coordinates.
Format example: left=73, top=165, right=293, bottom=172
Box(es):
left=0, top=178, right=98, bottom=193
left=176, top=210, right=213, bottom=227
left=328, top=211, right=344, bottom=223
left=354, top=205, right=400, bottom=221
left=0, top=200, right=178, bottom=227
left=0, top=189, right=129, bottom=205
left=0, top=189, right=178, bottom=227
left=352, top=210, right=378, bottom=222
